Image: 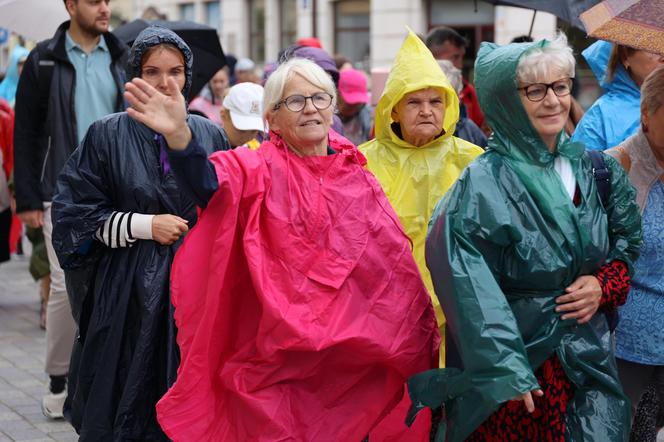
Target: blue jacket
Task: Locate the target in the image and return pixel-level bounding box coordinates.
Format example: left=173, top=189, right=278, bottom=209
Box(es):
left=0, top=45, right=30, bottom=106
left=571, top=41, right=641, bottom=151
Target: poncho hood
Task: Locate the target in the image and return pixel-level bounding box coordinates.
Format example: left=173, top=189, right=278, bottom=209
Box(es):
left=583, top=40, right=640, bottom=97
left=128, top=26, right=194, bottom=98
left=374, top=29, right=459, bottom=149
left=475, top=39, right=594, bottom=294
left=474, top=39, right=585, bottom=166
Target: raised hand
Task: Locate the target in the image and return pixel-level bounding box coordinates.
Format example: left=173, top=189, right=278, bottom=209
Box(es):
left=555, top=275, right=602, bottom=324
left=124, top=77, right=192, bottom=150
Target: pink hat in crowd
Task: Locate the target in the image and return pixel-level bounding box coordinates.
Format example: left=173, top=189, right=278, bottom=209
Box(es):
left=338, top=69, right=370, bottom=105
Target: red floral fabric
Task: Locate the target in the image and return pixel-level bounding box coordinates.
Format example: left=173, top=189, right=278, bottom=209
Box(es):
left=464, top=260, right=629, bottom=441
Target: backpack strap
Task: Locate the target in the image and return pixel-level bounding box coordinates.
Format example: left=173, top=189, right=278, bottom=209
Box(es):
left=36, top=44, right=55, bottom=124
left=587, top=149, right=620, bottom=332
left=587, top=149, right=611, bottom=206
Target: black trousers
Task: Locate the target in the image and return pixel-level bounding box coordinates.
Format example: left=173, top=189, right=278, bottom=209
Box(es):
left=0, top=208, right=11, bottom=263
left=617, top=357, right=664, bottom=441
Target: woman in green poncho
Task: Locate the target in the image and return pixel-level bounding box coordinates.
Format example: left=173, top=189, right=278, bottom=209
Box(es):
left=408, top=34, right=642, bottom=441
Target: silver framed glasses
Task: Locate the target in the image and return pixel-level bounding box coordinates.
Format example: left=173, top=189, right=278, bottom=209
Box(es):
left=518, top=78, right=573, bottom=102
left=273, top=93, right=333, bottom=112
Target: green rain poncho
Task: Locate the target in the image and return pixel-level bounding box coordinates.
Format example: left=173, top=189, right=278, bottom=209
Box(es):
left=359, top=31, right=483, bottom=366
left=408, top=40, right=642, bottom=441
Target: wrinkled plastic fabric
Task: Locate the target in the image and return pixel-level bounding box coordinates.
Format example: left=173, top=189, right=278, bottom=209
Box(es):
left=52, top=30, right=227, bottom=440
left=571, top=41, right=641, bottom=151
left=51, top=113, right=226, bottom=440
left=155, top=131, right=440, bottom=441
left=359, top=31, right=483, bottom=364
left=408, top=40, right=642, bottom=442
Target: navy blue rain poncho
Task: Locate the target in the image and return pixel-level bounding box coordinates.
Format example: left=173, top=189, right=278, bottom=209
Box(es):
left=52, top=26, right=229, bottom=440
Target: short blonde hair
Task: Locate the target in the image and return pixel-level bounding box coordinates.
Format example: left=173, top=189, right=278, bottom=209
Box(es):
left=263, top=58, right=337, bottom=120
left=516, top=33, right=575, bottom=84
left=641, top=64, right=664, bottom=116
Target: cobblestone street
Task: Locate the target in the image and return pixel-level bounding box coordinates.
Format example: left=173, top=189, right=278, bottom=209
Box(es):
left=0, top=257, right=76, bottom=441
left=2, top=254, right=664, bottom=442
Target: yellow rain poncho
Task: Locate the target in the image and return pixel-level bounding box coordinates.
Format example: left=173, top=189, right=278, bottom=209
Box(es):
left=359, top=31, right=483, bottom=365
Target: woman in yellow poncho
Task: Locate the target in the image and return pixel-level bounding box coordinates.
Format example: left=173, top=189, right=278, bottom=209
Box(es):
left=360, top=31, right=483, bottom=365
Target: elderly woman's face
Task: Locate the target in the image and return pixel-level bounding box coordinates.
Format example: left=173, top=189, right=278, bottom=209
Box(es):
left=141, top=47, right=186, bottom=96
left=268, top=73, right=334, bottom=155
left=518, top=73, right=571, bottom=150
left=391, top=88, right=445, bottom=147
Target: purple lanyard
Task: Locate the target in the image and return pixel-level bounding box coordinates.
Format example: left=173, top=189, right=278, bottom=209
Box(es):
left=154, top=134, right=171, bottom=176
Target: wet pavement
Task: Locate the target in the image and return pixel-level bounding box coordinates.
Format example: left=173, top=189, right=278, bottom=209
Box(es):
left=0, top=257, right=76, bottom=441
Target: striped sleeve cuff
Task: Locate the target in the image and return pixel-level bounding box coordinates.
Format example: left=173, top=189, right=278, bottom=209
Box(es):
left=95, top=212, right=154, bottom=248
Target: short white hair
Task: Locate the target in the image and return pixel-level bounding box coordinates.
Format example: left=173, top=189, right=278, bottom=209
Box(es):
left=437, top=59, right=462, bottom=95
left=516, top=33, right=575, bottom=84
left=263, top=58, right=337, bottom=119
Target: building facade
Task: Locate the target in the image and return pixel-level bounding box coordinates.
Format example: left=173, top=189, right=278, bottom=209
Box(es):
left=131, top=0, right=557, bottom=69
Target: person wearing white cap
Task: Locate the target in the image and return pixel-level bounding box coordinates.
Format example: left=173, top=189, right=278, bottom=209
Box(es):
left=235, top=57, right=260, bottom=84
left=220, top=82, right=265, bottom=148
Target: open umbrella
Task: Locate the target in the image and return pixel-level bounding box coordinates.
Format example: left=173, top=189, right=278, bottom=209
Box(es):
left=114, top=19, right=226, bottom=101
left=0, top=0, right=69, bottom=42
left=477, top=0, right=601, bottom=31
left=580, top=0, right=664, bottom=55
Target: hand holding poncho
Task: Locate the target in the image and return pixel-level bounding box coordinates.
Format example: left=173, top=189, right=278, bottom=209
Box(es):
left=408, top=38, right=642, bottom=442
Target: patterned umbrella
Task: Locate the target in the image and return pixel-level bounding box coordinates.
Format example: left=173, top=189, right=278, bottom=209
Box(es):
left=581, top=0, right=664, bottom=55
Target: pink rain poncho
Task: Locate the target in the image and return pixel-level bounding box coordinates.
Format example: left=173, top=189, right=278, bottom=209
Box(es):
left=156, top=131, right=440, bottom=441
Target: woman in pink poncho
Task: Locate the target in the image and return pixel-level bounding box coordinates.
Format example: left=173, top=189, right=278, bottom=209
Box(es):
left=124, top=57, right=439, bottom=441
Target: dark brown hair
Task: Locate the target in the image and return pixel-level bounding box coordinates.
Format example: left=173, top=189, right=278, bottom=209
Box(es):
left=607, top=44, right=637, bottom=82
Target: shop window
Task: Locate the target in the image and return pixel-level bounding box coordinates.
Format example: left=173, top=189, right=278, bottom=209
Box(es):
left=334, top=0, right=370, bottom=65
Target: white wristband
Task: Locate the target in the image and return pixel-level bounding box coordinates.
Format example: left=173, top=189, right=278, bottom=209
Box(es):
left=130, top=213, right=155, bottom=240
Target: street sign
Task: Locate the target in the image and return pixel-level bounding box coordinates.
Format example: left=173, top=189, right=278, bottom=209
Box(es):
left=0, top=28, right=8, bottom=45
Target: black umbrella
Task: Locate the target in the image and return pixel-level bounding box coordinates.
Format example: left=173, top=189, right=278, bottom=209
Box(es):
left=114, top=19, right=226, bottom=100
left=476, top=0, right=601, bottom=31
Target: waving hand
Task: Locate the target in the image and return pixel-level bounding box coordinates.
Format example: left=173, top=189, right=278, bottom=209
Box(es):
left=124, top=77, right=192, bottom=150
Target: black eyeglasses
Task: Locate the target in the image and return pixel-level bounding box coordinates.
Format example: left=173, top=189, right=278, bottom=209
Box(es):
left=518, top=78, right=573, bottom=102
left=273, top=93, right=333, bottom=112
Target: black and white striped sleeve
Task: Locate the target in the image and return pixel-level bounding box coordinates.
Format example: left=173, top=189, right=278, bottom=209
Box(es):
left=95, top=212, right=154, bottom=248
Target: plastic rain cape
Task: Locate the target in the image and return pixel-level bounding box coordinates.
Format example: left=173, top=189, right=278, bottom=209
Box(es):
left=359, top=31, right=483, bottom=366
left=407, top=40, right=642, bottom=441
left=155, top=131, right=440, bottom=441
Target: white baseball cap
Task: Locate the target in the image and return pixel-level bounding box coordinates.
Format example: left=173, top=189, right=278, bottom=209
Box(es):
left=223, top=83, right=265, bottom=131
left=235, top=57, right=256, bottom=72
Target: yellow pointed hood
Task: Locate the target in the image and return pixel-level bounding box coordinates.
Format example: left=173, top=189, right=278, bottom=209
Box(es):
left=374, top=29, right=460, bottom=148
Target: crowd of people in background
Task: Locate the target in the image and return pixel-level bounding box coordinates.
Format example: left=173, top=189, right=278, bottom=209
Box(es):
left=0, top=0, right=663, bottom=441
